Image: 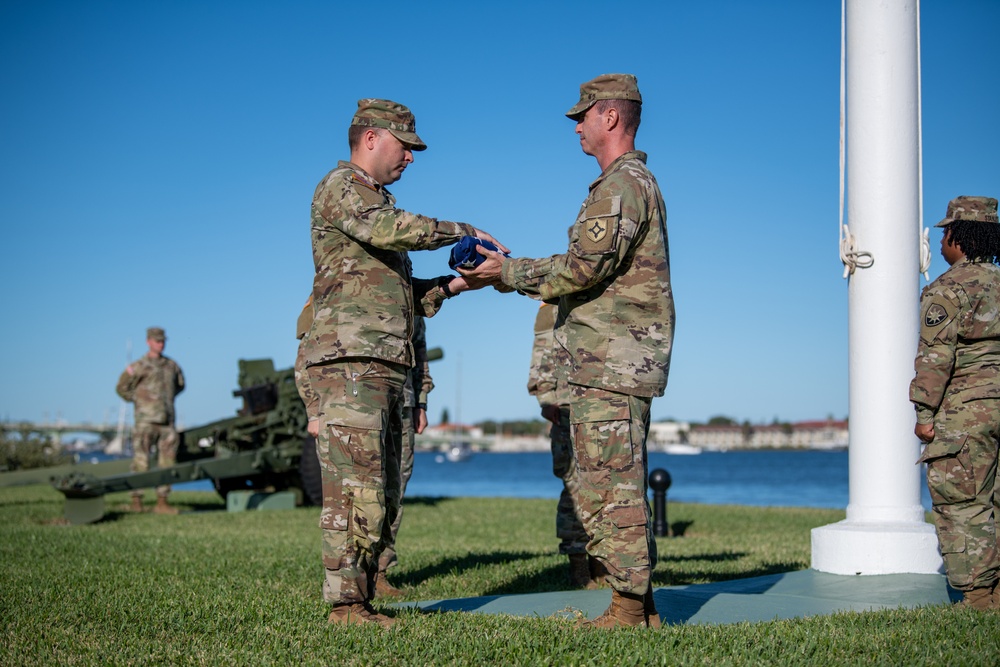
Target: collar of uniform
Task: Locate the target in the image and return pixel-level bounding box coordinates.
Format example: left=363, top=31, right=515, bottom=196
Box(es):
left=339, top=160, right=384, bottom=194
left=588, top=150, right=647, bottom=191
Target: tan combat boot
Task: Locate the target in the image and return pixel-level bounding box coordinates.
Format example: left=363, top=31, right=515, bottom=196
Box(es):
left=578, top=590, right=648, bottom=628
left=130, top=495, right=144, bottom=513
left=568, top=553, right=594, bottom=589
left=375, top=573, right=404, bottom=599
left=644, top=589, right=662, bottom=628
left=328, top=601, right=396, bottom=628
left=153, top=495, right=179, bottom=515
left=960, top=584, right=997, bottom=611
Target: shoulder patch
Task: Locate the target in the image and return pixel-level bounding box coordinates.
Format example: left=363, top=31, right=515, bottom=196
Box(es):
left=578, top=195, right=621, bottom=254
left=923, top=302, right=949, bottom=328
left=351, top=175, right=384, bottom=207
left=919, top=294, right=958, bottom=344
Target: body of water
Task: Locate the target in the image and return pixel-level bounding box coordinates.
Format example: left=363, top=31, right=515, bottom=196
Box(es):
left=173, top=449, right=932, bottom=511
left=405, top=449, right=933, bottom=511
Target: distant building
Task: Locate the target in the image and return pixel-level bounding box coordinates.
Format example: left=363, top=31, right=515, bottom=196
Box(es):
left=687, top=419, right=848, bottom=450
left=687, top=424, right=744, bottom=449
left=647, top=421, right=690, bottom=445
left=423, top=423, right=484, bottom=439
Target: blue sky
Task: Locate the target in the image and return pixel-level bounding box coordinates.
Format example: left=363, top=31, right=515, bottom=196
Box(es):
left=1, top=1, right=997, bottom=431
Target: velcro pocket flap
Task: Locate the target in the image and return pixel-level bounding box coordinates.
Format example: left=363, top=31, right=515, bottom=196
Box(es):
left=958, top=383, right=1000, bottom=402
left=918, top=433, right=967, bottom=464
left=570, top=396, right=629, bottom=424
left=327, top=404, right=381, bottom=430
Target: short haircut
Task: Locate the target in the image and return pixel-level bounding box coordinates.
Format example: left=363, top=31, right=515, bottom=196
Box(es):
left=594, top=98, right=642, bottom=137
left=348, top=125, right=387, bottom=152
left=947, top=221, right=1000, bottom=265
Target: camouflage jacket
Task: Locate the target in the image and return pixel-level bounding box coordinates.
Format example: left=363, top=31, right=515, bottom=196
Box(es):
left=296, top=294, right=433, bottom=415
left=909, top=259, right=1000, bottom=424
left=527, top=302, right=569, bottom=407
left=115, top=354, right=185, bottom=425
left=304, top=160, right=475, bottom=369
left=404, top=315, right=434, bottom=409
left=503, top=151, right=674, bottom=398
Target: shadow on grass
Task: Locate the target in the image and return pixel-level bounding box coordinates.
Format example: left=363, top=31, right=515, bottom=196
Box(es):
left=397, top=549, right=540, bottom=588
left=401, top=496, right=449, bottom=507
left=669, top=519, right=694, bottom=536
left=655, top=560, right=808, bottom=587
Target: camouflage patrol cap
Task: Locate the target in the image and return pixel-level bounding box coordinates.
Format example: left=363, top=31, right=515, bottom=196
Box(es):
left=566, top=73, right=643, bottom=120
left=351, top=98, right=427, bottom=151
left=935, top=196, right=999, bottom=227
left=147, top=327, right=166, bottom=341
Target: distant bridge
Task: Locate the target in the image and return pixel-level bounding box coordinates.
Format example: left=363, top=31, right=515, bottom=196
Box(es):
left=1, top=421, right=119, bottom=443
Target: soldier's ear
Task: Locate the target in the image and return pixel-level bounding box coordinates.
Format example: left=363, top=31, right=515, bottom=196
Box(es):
left=605, top=107, right=620, bottom=131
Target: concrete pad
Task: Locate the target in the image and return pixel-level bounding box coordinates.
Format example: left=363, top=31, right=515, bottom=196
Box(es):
left=404, top=569, right=959, bottom=625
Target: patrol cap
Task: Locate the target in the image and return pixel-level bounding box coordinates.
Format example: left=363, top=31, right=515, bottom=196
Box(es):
left=936, top=196, right=999, bottom=227
left=147, top=327, right=166, bottom=341
left=566, top=73, right=643, bottom=120
left=351, top=98, right=427, bottom=151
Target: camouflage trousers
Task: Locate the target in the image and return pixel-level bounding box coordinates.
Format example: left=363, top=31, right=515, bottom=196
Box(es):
left=378, top=405, right=416, bottom=573
left=570, top=385, right=657, bottom=595
left=920, top=394, right=1000, bottom=591
left=131, top=422, right=178, bottom=498
left=308, top=358, right=406, bottom=605
left=549, top=404, right=588, bottom=555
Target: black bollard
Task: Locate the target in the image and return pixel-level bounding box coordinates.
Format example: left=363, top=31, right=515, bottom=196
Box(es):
left=648, top=468, right=672, bottom=537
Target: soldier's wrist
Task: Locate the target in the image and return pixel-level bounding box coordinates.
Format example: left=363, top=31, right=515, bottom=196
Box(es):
left=441, top=276, right=459, bottom=298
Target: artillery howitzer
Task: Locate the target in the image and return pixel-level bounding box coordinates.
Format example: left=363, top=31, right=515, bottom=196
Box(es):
left=53, top=348, right=442, bottom=524
left=54, top=358, right=319, bottom=524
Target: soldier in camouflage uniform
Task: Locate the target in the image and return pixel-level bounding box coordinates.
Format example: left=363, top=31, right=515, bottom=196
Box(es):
left=377, top=313, right=433, bottom=597
left=463, top=74, right=673, bottom=628
left=294, top=294, right=433, bottom=600
left=528, top=302, right=593, bottom=588
left=115, top=326, right=185, bottom=515
left=910, top=195, right=1000, bottom=612
left=300, top=98, right=506, bottom=628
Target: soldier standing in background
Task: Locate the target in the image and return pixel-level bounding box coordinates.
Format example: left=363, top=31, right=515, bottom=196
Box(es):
left=115, top=326, right=185, bottom=515
left=910, top=195, right=1000, bottom=611
left=301, top=98, right=506, bottom=628
left=376, top=313, right=433, bottom=597
left=527, top=301, right=593, bottom=588
left=464, top=74, right=674, bottom=628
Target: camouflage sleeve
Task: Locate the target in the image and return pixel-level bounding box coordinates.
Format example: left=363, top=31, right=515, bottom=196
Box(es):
left=296, top=295, right=313, bottom=340
left=909, top=285, right=962, bottom=423
left=411, top=316, right=434, bottom=405
left=500, top=182, right=646, bottom=300
left=312, top=174, right=476, bottom=252
left=412, top=276, right=452, bottom=318
left=115, top=367, right=136, bottom=402
left=174, top=362, right=185, bottom=396
left=294, top=340, right=320, bottom=420
left=527, top=303, right=557, bottom=405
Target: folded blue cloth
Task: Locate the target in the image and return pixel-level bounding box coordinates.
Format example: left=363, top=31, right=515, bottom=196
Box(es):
left=448, top=236, right=507, bottom=270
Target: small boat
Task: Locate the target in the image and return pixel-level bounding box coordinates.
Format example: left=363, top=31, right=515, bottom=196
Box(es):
left=661, top=443, right=702, bottom=455
left=444, top=442, right=473, bottom=462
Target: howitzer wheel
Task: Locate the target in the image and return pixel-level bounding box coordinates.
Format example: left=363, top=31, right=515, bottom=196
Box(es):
left=299, top=436, right=322, bottom=506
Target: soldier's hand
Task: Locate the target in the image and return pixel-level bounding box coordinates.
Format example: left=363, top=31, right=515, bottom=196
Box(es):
left=914, top=422, right=935, bottom=444
left=472, top=229, right=509, bottom=254
left=307, top=418, right=320, bottom=437
left=540, top=404, right=560, bottom=424
left=458, top=245, right=505, bottom=285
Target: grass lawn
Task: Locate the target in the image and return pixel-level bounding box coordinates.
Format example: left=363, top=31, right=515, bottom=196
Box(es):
left=1, top=484, right=997, bottom=666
